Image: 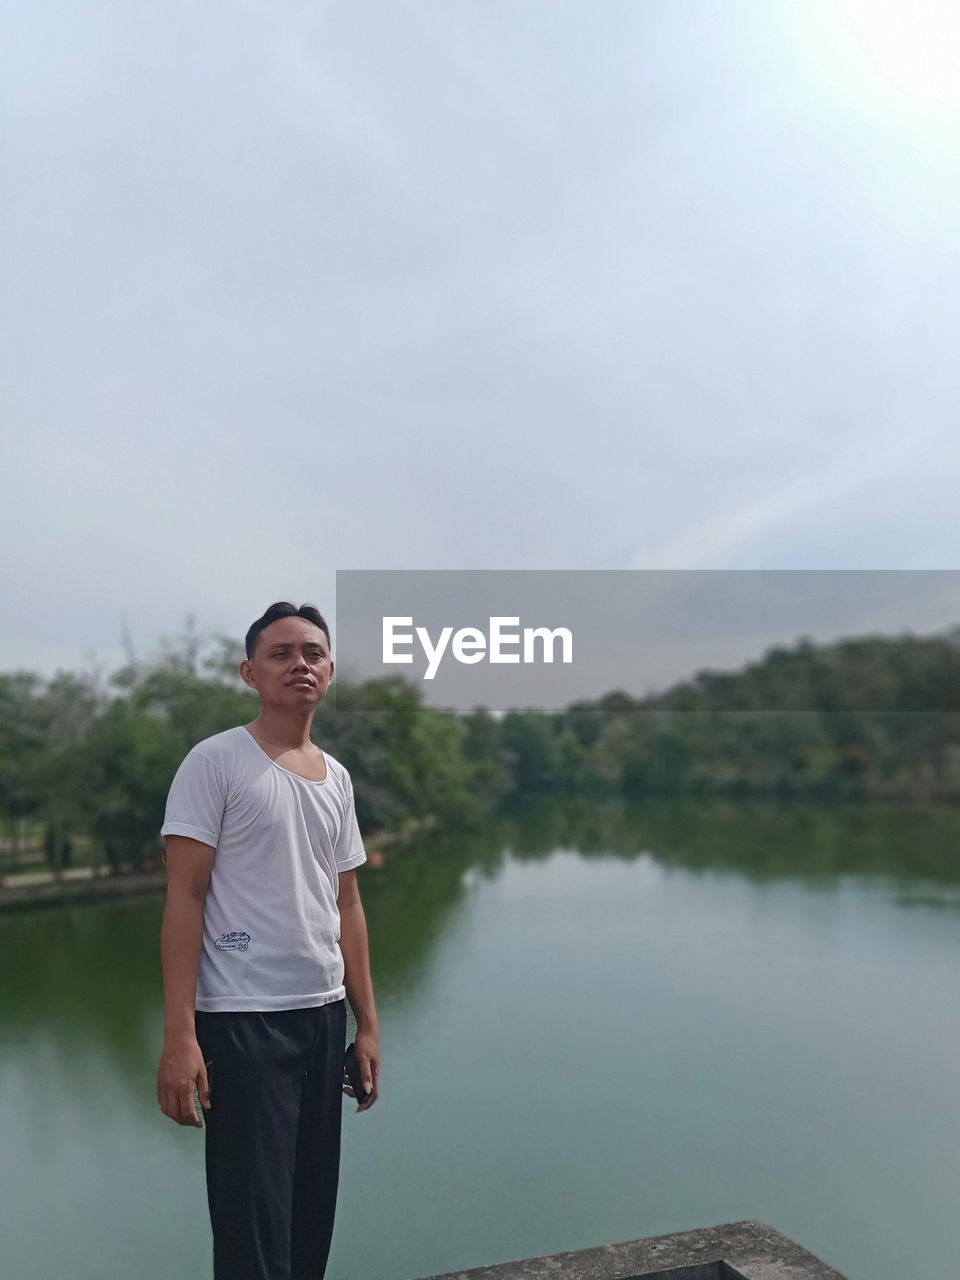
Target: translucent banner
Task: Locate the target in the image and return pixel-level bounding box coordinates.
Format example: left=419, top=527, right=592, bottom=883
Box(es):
left=334, top=569, right=960, bottom=712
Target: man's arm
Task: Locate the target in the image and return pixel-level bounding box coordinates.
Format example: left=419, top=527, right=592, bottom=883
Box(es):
left=156, top=835, right=215, bottom=1127
left=337, top=868, right=380, bottom=1111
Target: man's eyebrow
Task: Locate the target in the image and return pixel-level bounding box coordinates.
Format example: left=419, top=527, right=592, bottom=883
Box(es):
left=269, top=642, right=326, bottom=650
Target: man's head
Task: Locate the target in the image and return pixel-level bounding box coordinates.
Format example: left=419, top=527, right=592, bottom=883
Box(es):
left=240, top=602, right=333, bottom=708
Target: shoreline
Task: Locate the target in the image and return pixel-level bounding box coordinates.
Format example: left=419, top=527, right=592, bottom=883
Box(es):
left=0, top=867, right=168, bottom=912
left=0, top=823, right=413, bottom=913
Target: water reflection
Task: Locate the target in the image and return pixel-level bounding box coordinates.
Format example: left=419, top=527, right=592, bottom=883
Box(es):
left=495, top=794, right=960, bottom=886
left=5, top=793, right=960, bottom=1060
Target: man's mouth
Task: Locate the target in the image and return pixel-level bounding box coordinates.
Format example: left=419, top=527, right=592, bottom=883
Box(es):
left=287, top=679, right=315, bottom=688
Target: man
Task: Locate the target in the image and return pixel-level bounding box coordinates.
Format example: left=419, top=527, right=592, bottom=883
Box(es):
left=156, top=601, right=380, bottom=1280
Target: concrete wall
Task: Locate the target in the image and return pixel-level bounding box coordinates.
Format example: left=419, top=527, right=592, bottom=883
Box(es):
left=418, top=1220, right=849, bottom=1280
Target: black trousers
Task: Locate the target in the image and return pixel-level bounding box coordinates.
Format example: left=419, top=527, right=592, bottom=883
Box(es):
left=195, top=1000, right=347, bottom=1280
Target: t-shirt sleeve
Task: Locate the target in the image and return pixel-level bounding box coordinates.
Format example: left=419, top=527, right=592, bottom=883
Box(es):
left=334, top=770, right=367, bottom=871
left=161, top=750, right=226, bottom=850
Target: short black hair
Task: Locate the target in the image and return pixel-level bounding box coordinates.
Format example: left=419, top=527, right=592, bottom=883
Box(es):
left=244, top=602, right=331, bottom=660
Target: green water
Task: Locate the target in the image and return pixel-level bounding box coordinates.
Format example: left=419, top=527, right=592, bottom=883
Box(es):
left=2, top=796, right=959, bottom=1280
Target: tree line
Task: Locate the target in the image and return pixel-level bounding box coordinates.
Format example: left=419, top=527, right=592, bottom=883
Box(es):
left=3, top=625, right=960, bottom=876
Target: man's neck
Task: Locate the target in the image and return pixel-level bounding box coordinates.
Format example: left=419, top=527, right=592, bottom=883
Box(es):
left=248, top=707, right=317, bottom=752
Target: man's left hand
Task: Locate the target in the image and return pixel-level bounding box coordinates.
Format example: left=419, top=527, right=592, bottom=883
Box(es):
left=344, top=1026, right=380, bottom=1112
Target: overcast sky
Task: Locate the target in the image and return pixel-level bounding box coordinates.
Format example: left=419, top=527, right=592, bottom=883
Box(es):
left=3, top=0, right=959, bottom=682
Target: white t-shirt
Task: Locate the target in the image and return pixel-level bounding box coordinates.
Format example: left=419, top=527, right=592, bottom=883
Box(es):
left=160, top=725, right=367, bottom=1013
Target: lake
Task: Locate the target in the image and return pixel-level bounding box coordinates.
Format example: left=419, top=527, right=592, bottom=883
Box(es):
left=2, top=795, right=958, bottom=1280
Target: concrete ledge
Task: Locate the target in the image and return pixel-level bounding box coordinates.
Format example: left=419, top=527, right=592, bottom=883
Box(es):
left=418, top=1221, right=848, bottom=1280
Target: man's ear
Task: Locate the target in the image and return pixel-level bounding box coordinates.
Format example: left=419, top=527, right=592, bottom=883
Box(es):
left=239, top=659, right=257, bottom=690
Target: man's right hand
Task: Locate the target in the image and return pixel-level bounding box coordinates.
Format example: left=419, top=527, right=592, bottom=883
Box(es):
left=156, top=1036, right=211, bottom=1127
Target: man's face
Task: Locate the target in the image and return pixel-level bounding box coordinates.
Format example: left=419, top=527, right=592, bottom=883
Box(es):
left=240, top=616, right=334, bottom=708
